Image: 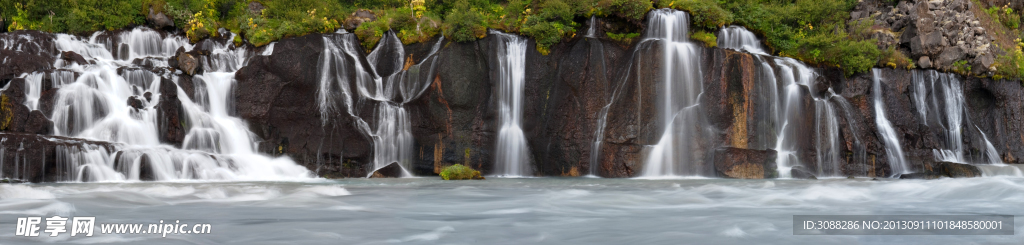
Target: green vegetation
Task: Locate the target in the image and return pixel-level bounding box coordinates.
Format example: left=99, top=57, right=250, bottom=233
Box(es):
left=970, top=0, right=1024, bottom=80
left=985, top=4, right=1021, bottom=29
left=605, top=31, right=638, bottom=46
left=878, top=46, right=915, bottom=70
left=0, top=0, right=986, bottom=78
left=690, top=30, right=716, bottom=48
left=439, top=164, right=484, bottom=180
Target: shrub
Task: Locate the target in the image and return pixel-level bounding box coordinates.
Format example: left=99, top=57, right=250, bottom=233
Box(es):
left=659, top=0, right=733, bottom=31
left=690, top=30, right=716, bottom=47
left=606, top=31, right=638, bottom=45
left=442, top=0, right=487, bottom=42
left=439, top=164, right=484, bottom=180
left=986, top=5, right=1021, bottom=29
left=878, top=46, right=915, bottom=70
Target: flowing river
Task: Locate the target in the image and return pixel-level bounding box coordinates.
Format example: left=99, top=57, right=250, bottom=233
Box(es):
left=2, top=177, right=1023, bottom=244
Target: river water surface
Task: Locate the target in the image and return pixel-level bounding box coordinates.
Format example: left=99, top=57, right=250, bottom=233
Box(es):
left=1, top=178, right=1022, bottom=244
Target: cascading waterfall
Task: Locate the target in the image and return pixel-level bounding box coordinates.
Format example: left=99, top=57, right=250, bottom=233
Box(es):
left=910, top=70, right=1003, bottom=164
left=316, top=32, right=443, bottom=177
left=716, top=25, right=850, bottom=177
left=6, top=27, right=311, bottom=181
left=641, top=9, right=709, bottom=177
left=586, top=16, right=598, bottom=38
left=491, top=30, right=533, bottom=177
left=872, top=68, right=909, bottom=175
left=718, top=26, right=767, bottom=55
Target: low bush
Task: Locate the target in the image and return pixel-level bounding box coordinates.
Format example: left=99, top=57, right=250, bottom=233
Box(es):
left=439, top=164, right=484, bottom=180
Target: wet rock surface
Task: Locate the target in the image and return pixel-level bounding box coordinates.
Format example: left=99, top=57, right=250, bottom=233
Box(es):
left=235, top=34, right=372, bottom=178
left=370, top=162, right=404, bottom=178
left=0, top=132, right=119, bottom=182
left=713, top=147, right=779, bottom=179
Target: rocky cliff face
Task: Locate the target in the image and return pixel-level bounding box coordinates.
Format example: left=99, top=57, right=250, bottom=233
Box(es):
left=2, top=8, right=1024, bottom=180
left=854, top=0, right=997, bottom=73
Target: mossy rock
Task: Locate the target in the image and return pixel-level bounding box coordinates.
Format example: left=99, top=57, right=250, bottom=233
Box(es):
left=439, top=164, right=484, bottom=180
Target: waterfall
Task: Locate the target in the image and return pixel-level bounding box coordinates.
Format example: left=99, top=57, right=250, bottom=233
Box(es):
left=910, top=70, right=1003, bottom=164
left=717, top=26, right=767, bottom=55
left=9, top=27, right=312, bottom=182
left=316, top=32, right=443, bottom=177
left=871, top=68, right=909, bottom=175
left=641, top=9, right=708, bottom=177
left=586, top=16, right=598, bottom=38
left=491, top=30, right=532, bottom=177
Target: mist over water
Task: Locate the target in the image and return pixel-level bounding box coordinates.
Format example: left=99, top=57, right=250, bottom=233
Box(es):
left=2, top=178, right=1023, bottom=244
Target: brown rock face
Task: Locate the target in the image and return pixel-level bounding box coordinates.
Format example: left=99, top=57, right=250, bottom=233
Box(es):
left=713, top=147, right=778, bottom=179
left=407, top=36, right=496, bottom=176
left=935, top=162, right=981, bottom=178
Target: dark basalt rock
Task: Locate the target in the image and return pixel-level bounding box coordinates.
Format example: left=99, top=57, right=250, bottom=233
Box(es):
left=60, top=51, right=89, bottom=65
left=369, top=162, right=404, bottom=178
left=899, top=172, right=943, bottom=179
left=0, top=132, right=118, bottom=182
left=522, top=36, right=625, bottom=177
left=127, top=96, right=144, bottom=110
left=933, top=162, right=982, bottom=178
left=24, top=110, right=53, bottom=135
left=155, top=77, right=186, bottom=147
left=138, top=154, right=156, bottom=181
left=713, top=147, right=778, bottom=179
left=147, top=7, right=175, bottom=30
left=173, top=48, right=202, bottom=76
left=790, top=166, right=818, bottom=180
left=406, top=35, right=496, bottom=176
left=235, top=34, right=372, bottom=178
left=0, top=31, right=57, bottom=82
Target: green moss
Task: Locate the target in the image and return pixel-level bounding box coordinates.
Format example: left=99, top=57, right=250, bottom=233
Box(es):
left=658, top=0, right=732, bottom=30
left=605, top=31, right=638, bottom=46
left=0, top=94, right=11, bottom=131
left=439, top=164, right=484, bottom=180
left=690, top=30, right=716, bottom=48
left=878, top=46, right=915, bottom=70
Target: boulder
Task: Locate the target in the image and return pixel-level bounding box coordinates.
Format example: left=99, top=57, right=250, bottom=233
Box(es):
left=370, top=162, right=404, bottom=178
left=127, top=96, right=144, bottom=110
left=972, top=53, right=995, bottom=74
left=155, top=78, right=186, bottom=147
left=174, top=49, right=201, bottom=75
left=934, top=161, right=981, bottom=178
left=345, top=10, right=377, bottom=30
left=138, top=154, right=156, bottom=181
left=790, top=166, right=818, bottom=179
left=918, top=56, right=932, bottom=69
left=713, top=147, right=778, bottom=179
left=147, top=7, right=175, bottom=30
left=911, top=31, right=943, bottom=57
left=899, top=172, right=943, bottom=179
left=936, top=46, right=965, bottom=70
left=60, top=51, right=88, bottom=65
left=248, top=1, right=265, bottom=15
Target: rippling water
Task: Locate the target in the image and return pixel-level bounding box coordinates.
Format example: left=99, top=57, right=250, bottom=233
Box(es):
left=1, top=178, right=1022, bottom=244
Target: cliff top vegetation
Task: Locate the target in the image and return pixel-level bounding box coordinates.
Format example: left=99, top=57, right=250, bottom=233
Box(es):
left=0, top=0, right=1020, bottom=79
